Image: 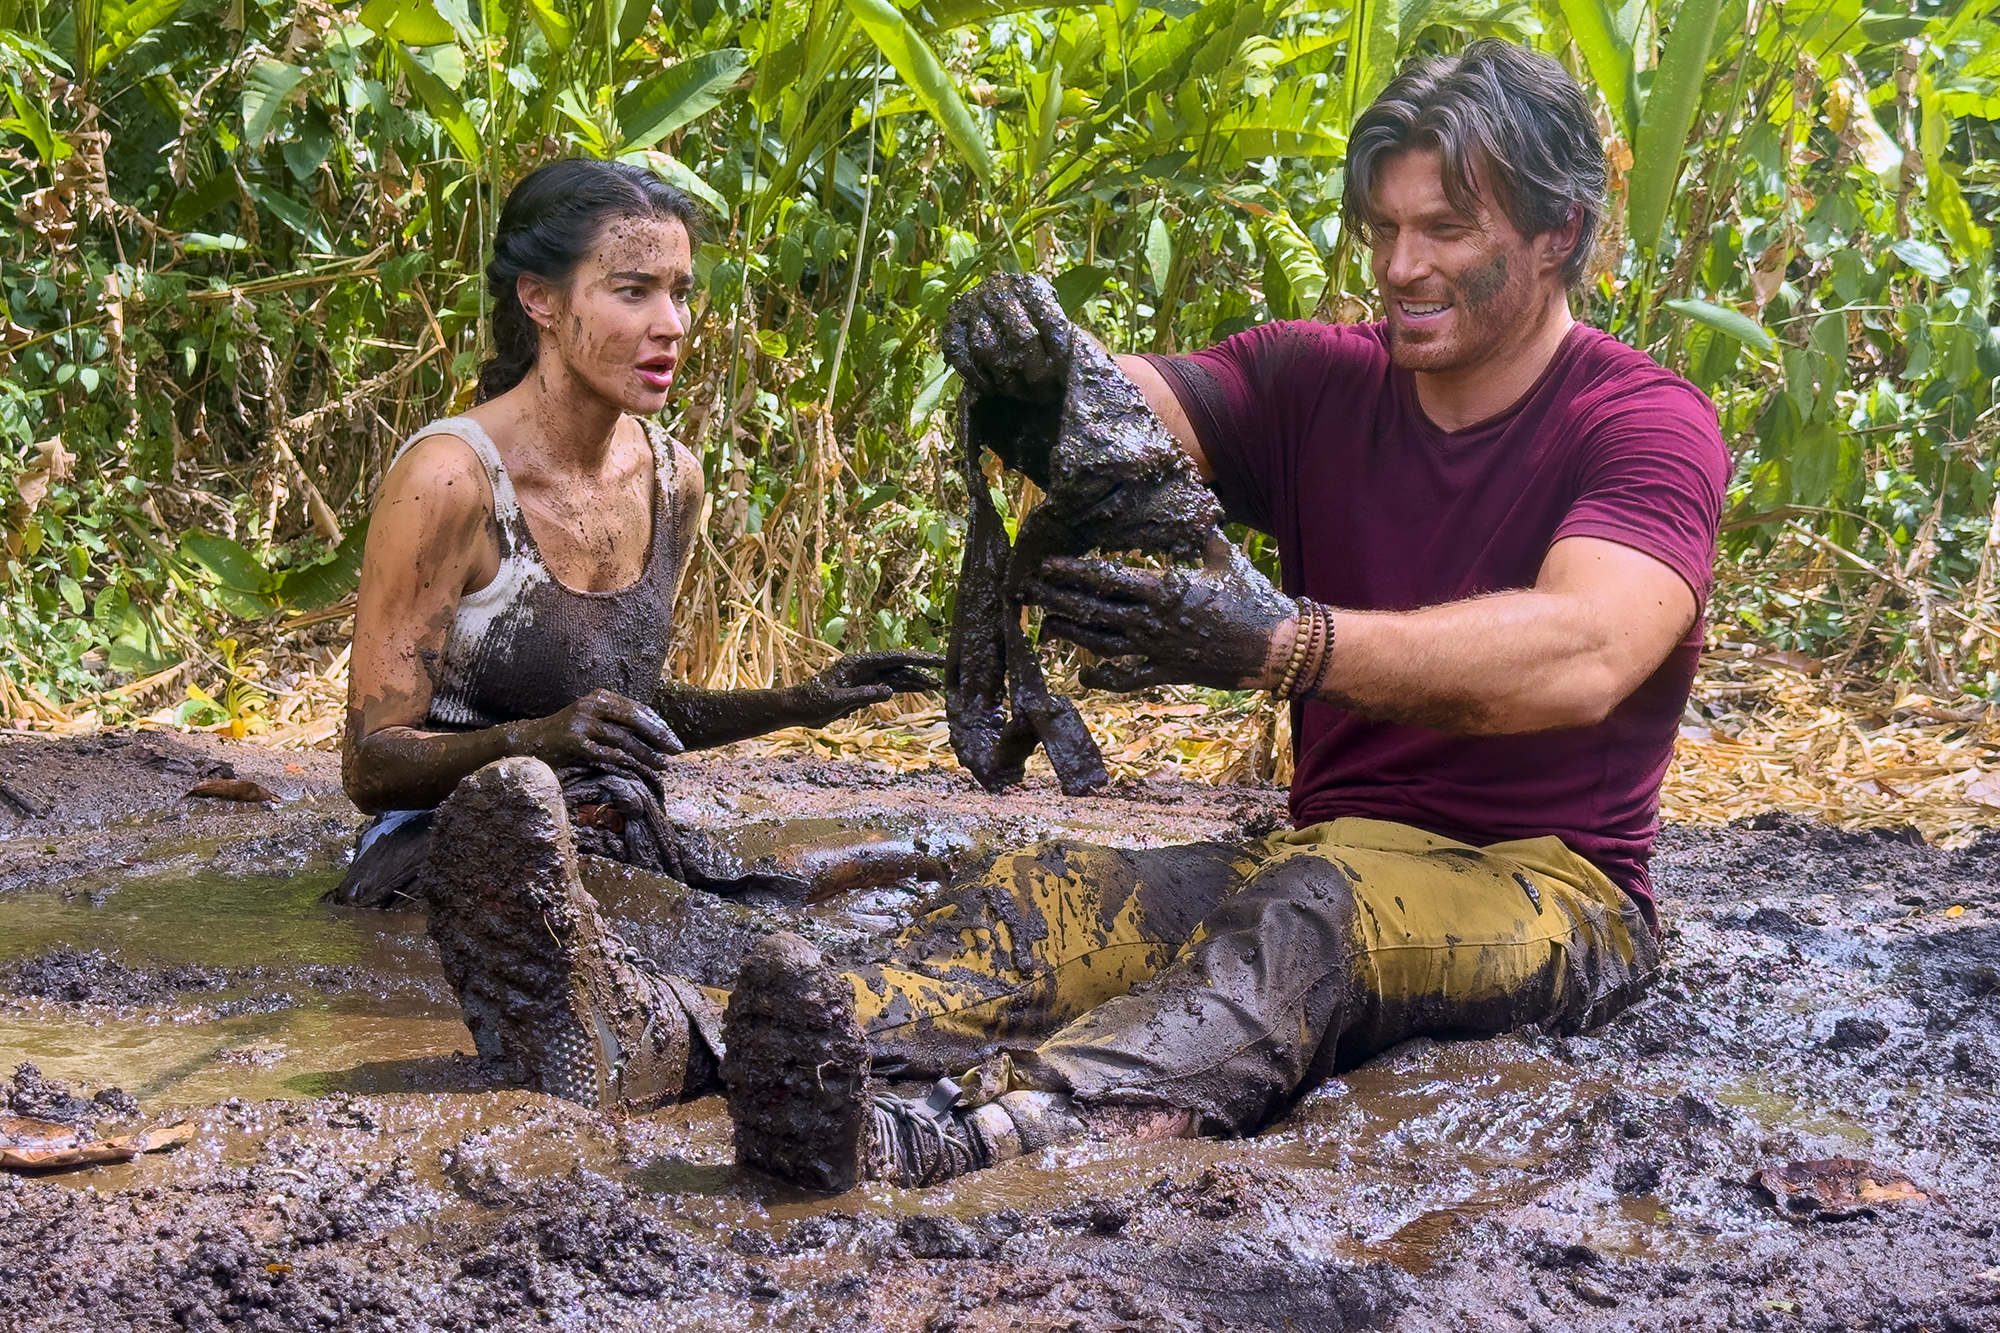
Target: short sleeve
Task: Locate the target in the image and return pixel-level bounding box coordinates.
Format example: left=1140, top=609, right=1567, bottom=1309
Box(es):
left=1553, top=380, right=1731, bottom=616
left=1139, top=322, right=1374, bottom=536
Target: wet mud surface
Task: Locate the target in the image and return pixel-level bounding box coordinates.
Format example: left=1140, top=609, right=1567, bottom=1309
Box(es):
left=2, top=735, right=1998, bottom=1330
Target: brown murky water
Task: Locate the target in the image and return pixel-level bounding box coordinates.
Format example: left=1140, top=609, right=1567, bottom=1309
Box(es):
left=3, top=738, right=1999, bottom=1331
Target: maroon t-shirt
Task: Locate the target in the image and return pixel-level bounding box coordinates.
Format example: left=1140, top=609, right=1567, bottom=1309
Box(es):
left=1144, top=320, right=1730, bottom=923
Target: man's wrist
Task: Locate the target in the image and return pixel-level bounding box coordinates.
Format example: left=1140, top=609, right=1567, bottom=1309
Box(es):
left=1262, top=613, right=1301, bottom=692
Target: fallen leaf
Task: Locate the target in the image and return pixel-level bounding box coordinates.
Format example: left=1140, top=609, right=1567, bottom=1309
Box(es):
left=186, top=778, right=277, bottom=803
left=1947, top=905, right=1967, bottom=918
left=1752, top=1158, right=1930, bottom=1220
left=0, top=1116, right=194, bottom=1172
left=284, top=763, right=304, bottom=773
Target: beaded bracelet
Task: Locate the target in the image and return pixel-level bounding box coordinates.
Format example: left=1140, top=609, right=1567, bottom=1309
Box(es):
left=1299, top=601, right=1337, bottom=699
left=1272, top=601, right=1312, bottom=697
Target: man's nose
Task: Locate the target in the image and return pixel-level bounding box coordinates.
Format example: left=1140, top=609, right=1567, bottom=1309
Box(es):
left=1378, top=234, right=1433, bottom=287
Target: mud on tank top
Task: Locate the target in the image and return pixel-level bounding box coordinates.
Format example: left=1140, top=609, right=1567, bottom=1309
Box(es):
left=394, top=416, right=692, bottom=732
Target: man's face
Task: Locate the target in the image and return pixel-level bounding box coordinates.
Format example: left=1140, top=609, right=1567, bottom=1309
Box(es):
left=1367, top=148, right=1558, bottom=375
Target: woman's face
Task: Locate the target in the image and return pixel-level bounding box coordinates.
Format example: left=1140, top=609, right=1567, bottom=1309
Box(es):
left=521, top=213, right=695, bottom=415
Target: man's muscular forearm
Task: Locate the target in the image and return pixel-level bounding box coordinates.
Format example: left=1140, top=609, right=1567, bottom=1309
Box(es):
left=1300, top=538, right=1697, bottom=735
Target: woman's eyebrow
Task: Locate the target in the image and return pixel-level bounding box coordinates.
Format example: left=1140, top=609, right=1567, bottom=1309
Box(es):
left=607, top=269, right=658, bottom=282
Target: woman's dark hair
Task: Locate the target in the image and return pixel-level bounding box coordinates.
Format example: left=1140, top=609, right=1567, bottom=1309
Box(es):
left=1342, top=40, right=1606, bottom=288
left=477, top=159, right=709, bottom=403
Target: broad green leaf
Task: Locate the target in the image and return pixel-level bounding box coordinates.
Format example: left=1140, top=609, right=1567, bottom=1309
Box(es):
left=271, top=520, right=369, bottom=610
left=619, top=149, right=728, bottom=215
left=526, top=0, right=575, bottom=50
left=183, top=231, right=249, bottom=252
left=1053, top=264, right=1112, bottom=315
left=241, top=57, right=306, bottom=146
left=614, top=48, right=750, bottom=151
left=1146, top=215, right=1174, bottom=293
left=1890, top=237, right=1951, bottom=279
left=617, top=0, right=657, bottom=51
left=180, top=532, right=274, bottom=617
left=1341, top=0, right=1398, bottom=124
left=94, top=0, right=186, bottom=71
left=1557, top=0, right=1640, bottom=139
left=1258, top=210, right=1327, bottom=319
left=1626, top=0, right=1725, bottom=254
left=246, top=183, right=331, bottom=250
left=359, top=0, right=457, bottom=45
left=391, top=44, right=483, bottom=164
left=1662, top=298, right=1774, bottom=353
left=844, top=0, right=992, bottom=183
left=2, top=85, right=66, bottom=163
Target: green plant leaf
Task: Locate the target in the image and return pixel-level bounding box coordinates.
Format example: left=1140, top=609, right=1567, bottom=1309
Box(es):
left=358, top=0, right=458, bottom=45
left=180, top=532, right=274, bottom=618
left=1146, top=215, right=1174, bottom=293
left=241, top=57, right=307, bottom=146
left=614, top=47, right=749, bottom=151
left=270, top=519, right=369, bottom=610
left=1662, top=298, right=1774, bottom=352
left=391, top=43, right=483, bottom=164
left=1626, top=0, right=1725, bottom=255
left=1557, top=0, right=1640, bottom=139
left=1890, top=237, right=1952, bottom=279
left=844, top=0, right=993, bottom=183
left=1258, top=211, right=1326, bottom=319
left=526, top=0, right=575, bottom=48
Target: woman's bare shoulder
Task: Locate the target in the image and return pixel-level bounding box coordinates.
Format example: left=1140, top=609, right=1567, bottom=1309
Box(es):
left=378, top=431, right=493, bottom=518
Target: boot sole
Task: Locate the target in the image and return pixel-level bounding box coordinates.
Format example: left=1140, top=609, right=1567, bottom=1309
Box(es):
left=722, top=933, right=871, bottom=1192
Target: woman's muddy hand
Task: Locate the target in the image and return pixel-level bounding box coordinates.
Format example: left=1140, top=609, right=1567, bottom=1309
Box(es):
left=518, top=688, right=685, bottom=775
left=793, top=651, right=947, bottom=726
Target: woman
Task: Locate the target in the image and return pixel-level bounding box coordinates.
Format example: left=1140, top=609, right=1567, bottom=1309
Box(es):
left=336, top=159, right=939, bottom=906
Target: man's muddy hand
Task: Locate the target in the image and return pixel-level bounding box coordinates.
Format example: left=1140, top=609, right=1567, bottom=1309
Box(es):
left=514, top=688, right=685, bottom=776
left=1021, top=543, right=1294, bottom=692
left=942, top=275, right=1075, bottom=403
left=791, top=651, right=947, bottom=727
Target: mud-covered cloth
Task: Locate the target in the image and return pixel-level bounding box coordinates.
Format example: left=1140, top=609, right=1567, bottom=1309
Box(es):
left=842, top=841, right=1254, bottom=1078
left=993, top=818, right=1656, bottom=1136
left=331, top=767, right=690, bottom=908
left=1142, top=324, right=1731, bottom=925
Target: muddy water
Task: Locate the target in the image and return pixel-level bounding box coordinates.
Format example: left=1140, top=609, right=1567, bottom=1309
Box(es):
left=4, top=741, right=2000, bottom=1331
left=0, top=869, right=469, bottom=1106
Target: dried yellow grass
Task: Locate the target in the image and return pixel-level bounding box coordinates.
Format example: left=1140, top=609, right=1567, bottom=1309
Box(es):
left=12, top=610, right=1999, bottom=848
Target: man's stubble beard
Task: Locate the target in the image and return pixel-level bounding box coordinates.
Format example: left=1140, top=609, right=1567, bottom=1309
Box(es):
left=1384, top=250, right=1537, bottom=375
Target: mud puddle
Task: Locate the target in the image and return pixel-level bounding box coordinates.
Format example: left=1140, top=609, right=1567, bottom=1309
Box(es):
left=3, top=737, right=1999, bottom=1331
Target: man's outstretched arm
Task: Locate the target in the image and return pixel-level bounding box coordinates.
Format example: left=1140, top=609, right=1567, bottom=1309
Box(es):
left=1113, top=355, right=1212, bottom=482
left=1026, top=535, right=1695, bottom=736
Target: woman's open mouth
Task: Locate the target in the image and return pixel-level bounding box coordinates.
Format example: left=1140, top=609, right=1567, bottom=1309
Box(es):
left=635, top=358, right=676, bottom=390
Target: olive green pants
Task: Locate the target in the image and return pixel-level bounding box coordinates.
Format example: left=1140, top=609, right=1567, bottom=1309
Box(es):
left=847, top=819, right=1656, bottom=1136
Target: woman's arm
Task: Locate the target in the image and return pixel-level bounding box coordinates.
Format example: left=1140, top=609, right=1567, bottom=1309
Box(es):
left=341, top=436, right=682, bottom=813
left=653, top=652, right=945, bottom=750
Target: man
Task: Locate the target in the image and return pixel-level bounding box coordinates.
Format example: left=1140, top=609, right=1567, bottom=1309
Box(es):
left=711, top=37, right=1728, bottom=1188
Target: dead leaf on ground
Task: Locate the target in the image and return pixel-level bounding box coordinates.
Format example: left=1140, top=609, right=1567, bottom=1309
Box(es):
left=1752, top=1158, right=1930, bottom=1219
left=0, top=1116, right=195, bottom=1172
left=186, top=778, right=277, bottom=803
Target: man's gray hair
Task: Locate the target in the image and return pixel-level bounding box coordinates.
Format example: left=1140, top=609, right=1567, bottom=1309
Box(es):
left=1341, top=40, right=1607, bottom=288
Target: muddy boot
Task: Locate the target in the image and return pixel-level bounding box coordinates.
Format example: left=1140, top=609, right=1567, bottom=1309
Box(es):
left=724, top=933, right=1035, bottom=1191
left=423, top=757, right=709, bottom=1112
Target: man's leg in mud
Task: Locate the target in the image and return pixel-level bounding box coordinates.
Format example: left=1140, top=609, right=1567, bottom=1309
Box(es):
left=839, top=839, right=1256, bottom=1079
left=722, top=819, right=1656, bottom=1190
left=1005, top=818, right=1659, bottom=1140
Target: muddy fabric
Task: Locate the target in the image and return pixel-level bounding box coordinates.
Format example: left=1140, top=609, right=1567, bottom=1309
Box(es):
left=405, top=416, right=694, bottom=731
left=1143, top=324, right=1730, bottom=924
left=332, top=766, right=687, bottom=908
left=1002, top=818, right=1657, bottom=1136
left=944, top=275, right=1223, bottom=797
left=841, top=841, right=1254, bottom=1079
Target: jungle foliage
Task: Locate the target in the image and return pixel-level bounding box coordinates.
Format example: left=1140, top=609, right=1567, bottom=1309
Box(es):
left=0, top=0, right=1995, bottom=727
